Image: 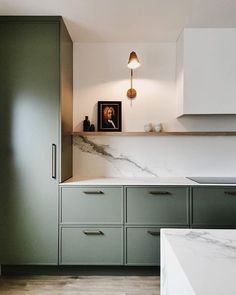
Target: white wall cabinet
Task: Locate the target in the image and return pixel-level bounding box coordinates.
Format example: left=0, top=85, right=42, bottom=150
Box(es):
left=176, top=28, right=236, bottom=116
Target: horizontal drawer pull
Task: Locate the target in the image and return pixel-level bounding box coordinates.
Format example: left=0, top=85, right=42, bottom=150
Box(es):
left=147, top=230, right=160, bottom=236
left=83, top=191, right=104, bottom=195
left=224, top=191, right=236, bottom=196
left=148, top=191, right=171, bottom=196
left=83, top=230, right=104, bottom=235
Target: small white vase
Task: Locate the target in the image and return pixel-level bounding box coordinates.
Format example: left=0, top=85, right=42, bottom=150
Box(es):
left=153, top=123, right=162, bottom=132
left=144, top=123, right=153, bottom=132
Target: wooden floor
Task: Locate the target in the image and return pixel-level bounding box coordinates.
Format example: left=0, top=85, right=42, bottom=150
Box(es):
left=0, top=276, right=160, bottom=295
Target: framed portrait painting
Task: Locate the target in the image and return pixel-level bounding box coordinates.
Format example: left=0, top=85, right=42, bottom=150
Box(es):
left=98, top=101, right=122, bottom=132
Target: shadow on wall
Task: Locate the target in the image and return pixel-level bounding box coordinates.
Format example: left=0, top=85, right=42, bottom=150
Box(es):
left=164, top=115, right=236, bottom=132
left=75, top=102, right=98, bottom=131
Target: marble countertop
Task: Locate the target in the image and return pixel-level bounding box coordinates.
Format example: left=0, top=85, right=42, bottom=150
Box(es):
left=60, top=176, right=236, bottom=186
left=161, top=228, right=236, bottom=295
left=60, top=176, right=197, bottom=186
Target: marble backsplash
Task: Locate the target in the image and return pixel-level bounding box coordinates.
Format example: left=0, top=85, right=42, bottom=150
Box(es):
left=73, top=135, right=236, bottom=178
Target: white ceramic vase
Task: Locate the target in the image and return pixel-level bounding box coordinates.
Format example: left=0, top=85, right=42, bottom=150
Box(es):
left=144, top=123, right=153, bottom=132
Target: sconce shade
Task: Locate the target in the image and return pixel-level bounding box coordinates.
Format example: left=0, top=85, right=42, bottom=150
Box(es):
left=127, top=51, right=140, bottom=69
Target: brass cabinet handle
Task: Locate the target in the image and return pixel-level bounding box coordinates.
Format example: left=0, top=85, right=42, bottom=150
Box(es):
left=148, top=191, right=171, bottom=196
left=147, top=230, right=160, bottom=236
left=83, top=230, right=104, bottom=235
left=83, top=191, right=104, bottom=195
left=224, top=191, right=236, bottom=196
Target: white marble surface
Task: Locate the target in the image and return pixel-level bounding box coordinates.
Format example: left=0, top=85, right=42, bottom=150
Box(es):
left=60, top=176, right=197, bottom=186
left=161, top=228, right=236, bottom=295
left=60, top=176, right=236, bottom=186
left=73, top=135, right=236, bottom=179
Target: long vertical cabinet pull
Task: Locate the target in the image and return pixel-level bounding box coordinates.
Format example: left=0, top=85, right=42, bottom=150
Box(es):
left=52, top=144, right=57, bottom=179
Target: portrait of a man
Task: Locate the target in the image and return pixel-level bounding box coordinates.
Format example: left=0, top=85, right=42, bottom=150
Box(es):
left=98, top=101, right=122, bottom=132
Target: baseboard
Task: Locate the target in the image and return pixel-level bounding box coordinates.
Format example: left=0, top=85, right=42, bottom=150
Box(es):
left=1, top=265, right=160, bottom=276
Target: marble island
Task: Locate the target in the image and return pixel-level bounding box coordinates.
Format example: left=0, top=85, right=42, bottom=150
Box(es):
left=161, top=229, right=236, bottom=295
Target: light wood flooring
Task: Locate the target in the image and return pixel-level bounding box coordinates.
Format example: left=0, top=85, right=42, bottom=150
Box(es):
left=0, top=276, right=160, bottom=295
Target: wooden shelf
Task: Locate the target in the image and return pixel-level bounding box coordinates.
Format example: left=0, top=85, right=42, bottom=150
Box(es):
left=72, top=131, right=236, bottom=136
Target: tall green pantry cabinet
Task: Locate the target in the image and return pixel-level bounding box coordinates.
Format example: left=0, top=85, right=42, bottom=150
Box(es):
left=0, top=16, right=73, bottom=264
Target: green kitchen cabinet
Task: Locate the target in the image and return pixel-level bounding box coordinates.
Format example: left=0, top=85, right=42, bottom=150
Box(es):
left=59, top=186, right=124, bottom=265
left=60, top=227, right=123, bottom=265
left=125, top=226, right=185, bottom=266
left=192, top=187, right=236, bottom=227
left=0, top=16, right=73, bottom=264
left=61, top=186, right=123, bottom=224
left=58, top=184, right=236, bottom=266
left=59, top=185, right=191, bottom=266
left=125, top=186, right=189, bottom=266
left=126, top=187, right=189, bottom=225
left=126, top=227, right=161, bottom=265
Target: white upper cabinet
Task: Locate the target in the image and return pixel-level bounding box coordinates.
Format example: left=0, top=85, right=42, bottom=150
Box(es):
left=176, top=28, right=236, bottom=116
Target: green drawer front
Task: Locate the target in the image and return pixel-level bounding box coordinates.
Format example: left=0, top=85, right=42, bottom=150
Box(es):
left=61, top=187, right=123, bottom=224
left=126, top=187, right=189, bottom=225
left=192, top=187, right=236, bottom=227
left=61, top=227, right=123, bottom=265
left=126, top=227, right=160, bottom=265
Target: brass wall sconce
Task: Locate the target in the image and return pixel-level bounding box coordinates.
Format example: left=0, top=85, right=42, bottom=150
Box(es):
left=127, top=51, right=140, bottom=99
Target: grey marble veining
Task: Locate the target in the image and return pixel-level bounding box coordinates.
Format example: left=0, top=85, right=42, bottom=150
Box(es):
left=166, top=230, right=236, bottom=258
left=73, top=135, right=158, bottom=177
left=72, top=135, right=236, bottom=178
left=185, top=231, right=236, bottom=256
left=161, top=229, right=236, bottom=295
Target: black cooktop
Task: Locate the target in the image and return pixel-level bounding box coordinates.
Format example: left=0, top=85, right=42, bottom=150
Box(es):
left=187, top=177, right=236, bottom=184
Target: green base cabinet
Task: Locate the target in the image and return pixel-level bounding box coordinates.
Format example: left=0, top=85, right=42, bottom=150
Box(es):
left=59, top=184, right=236, bottom=266
left=192, top=187, right=236, bottom=227
left=59, top=186, right=124, bottom=265
left=126, top=227, right=161, bottom=265
left=59, top=185, right=190, bottom=266
left=125, top=186, right=190, bottom=266
left=60, top=227, right=123, bottom=265
left=61, top=187, right=123, bottom=224
left=126, top=187, right=189, bottom=225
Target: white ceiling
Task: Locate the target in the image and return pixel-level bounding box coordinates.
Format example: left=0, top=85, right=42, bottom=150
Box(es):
left=1, top=0, right=236, bottom=42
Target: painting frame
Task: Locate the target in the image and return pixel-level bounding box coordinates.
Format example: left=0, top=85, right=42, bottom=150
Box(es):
left=97, top=101, right=122, bottom=132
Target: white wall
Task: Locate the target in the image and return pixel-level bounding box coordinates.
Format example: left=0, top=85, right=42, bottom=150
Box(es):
left=73, top=43, right=177, bottom=132
left=73, top=42, right=236, bottom=178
